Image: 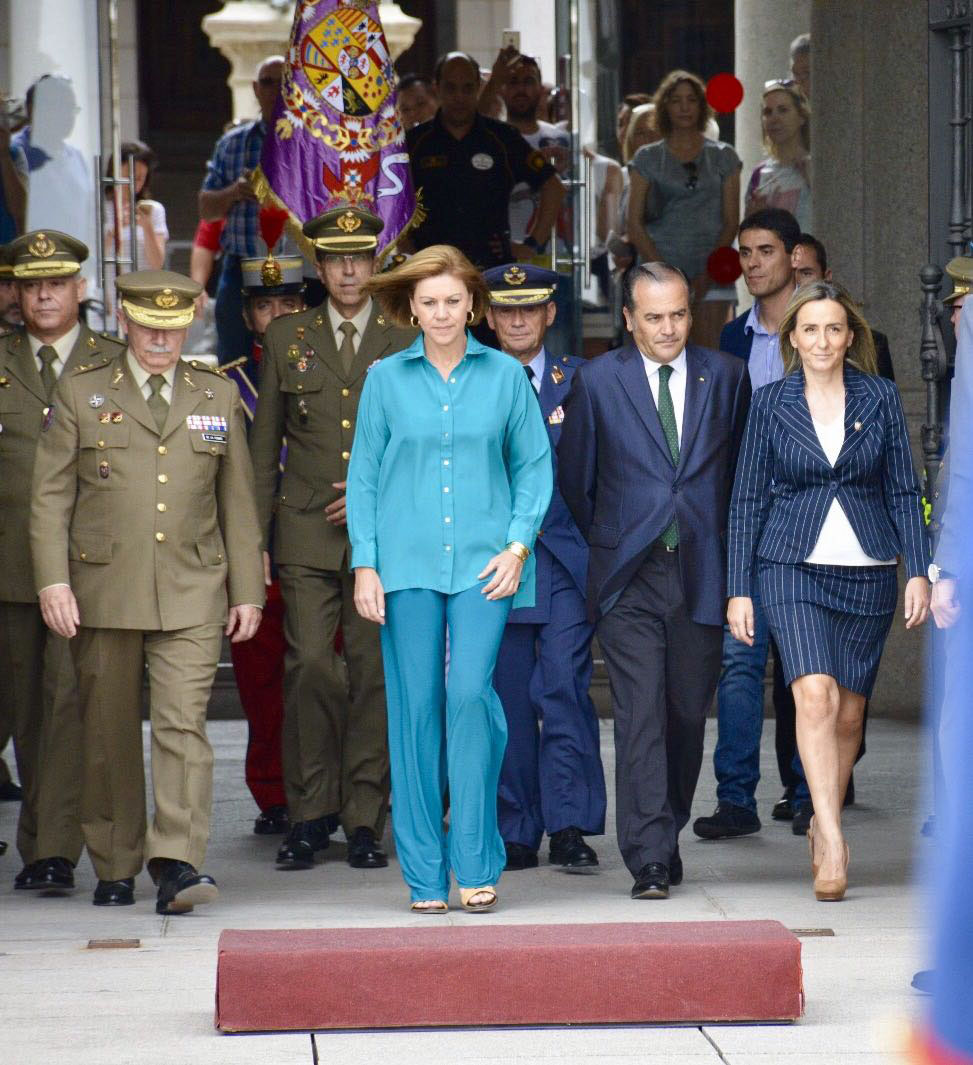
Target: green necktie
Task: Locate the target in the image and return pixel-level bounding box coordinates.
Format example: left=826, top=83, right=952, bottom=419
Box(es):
left=147, top=374, right=168, bottom=432
left=37, top=344, right=58, bottom=400
left=657, top=364, right=679, bottom=548
left=338, top=320, right=356, bottom=376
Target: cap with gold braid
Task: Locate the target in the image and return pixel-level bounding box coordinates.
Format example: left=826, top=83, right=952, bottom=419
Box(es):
left=10, top=229, right=89, bottom=279
left=240, top=254, right=306, bottom=297
left=944, top=255, right=973, bottom=304
left=303, top=205, right=384, bottom=255
left=116, top=269, right=202, bottom=330
left=483, top=263, right=558, bottom=307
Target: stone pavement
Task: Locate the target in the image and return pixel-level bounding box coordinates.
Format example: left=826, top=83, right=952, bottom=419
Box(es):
left=0, top=718, right=932, bottom=1065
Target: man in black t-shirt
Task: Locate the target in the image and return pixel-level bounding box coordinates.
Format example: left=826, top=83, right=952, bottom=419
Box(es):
left=406, top=53, right=564, bottom=269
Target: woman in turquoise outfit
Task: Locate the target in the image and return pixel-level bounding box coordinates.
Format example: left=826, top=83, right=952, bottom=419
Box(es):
left=347, top=245, right=552, bottom=913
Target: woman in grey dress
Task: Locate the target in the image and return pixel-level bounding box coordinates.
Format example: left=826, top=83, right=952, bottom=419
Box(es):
left=626, top=70, right=741, bottom=349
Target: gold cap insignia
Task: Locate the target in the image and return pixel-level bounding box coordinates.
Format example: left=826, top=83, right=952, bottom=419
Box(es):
left=155, top=288, right=179, bottom=309
left=261, top=255, right=283, bottom=287
left=503, top=266, right=528, bottom=286
left=337, top=211, right=362, bottom=233
left=28, top=233, right=56, bottom=258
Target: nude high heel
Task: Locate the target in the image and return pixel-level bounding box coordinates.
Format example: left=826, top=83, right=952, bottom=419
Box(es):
left=813, top=840, right=850, bottom=902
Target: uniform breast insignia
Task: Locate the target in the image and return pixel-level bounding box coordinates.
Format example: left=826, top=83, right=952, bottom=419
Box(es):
left=87, top=335, right=96, bottom=348
left=99, top=411, right=111, bottom=424
left=314, top=314, right=324, bottom=328
left=98, top=461, right=111, bottom=479
left=205, top=388, right=215, bottom=400
left=182, top=371, right=195, bottom=389
left=287, top=344, right=301, bottom=362
left=187, top=414, right=228, bottom=432
left=298, top=397, right=309, bottom=424
left=548, top=405, right=565, bottom=426
left=337, top=210, right=362, bottom=233
left=376, top=314, right=386, bottom=326
left=854, top=421, right=862, bottom=432
left=112, top=367, right=125, bottom=386
left=28, top=232, right=56, bottom=258
left=295, top=326, right=305, bottom=341
left=88, top=393, right=105, bottom=409
left=112, top=411, right=124, bottom=424
left=42, top=405, right=55, bottom=431
left=551, top=365, right=565, bottom=384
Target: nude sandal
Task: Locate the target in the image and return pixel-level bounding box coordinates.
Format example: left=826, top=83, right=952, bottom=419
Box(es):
left=410, top=899, right=448, bottom=914
left=459, top=886, right=497, bottom=912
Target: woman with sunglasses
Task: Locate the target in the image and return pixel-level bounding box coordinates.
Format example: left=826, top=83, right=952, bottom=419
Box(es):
left=626, top=69, right=741, bottom=349
left=745, top=80, right=811, bottom=231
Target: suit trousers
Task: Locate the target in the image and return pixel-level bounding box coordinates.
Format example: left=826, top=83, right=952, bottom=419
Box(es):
left=598, top=545, right=722, bottom=876
left=382, top=586, right=510, bottom=902
left=494, top=555, right=606, bottom=849
left=0, top=601, right=82, bottom=865
left=72, top=624, right=222, bottom=881
left=229, top=582, right=287, bottom=812
left=278, top=562, right=389, bottom=834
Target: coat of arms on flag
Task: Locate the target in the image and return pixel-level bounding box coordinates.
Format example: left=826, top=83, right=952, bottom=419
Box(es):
left=251, top=0, right=421, bottom=261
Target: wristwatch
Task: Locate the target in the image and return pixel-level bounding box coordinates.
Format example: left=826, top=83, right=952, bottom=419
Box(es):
left=928, top=563, right=953, bottom=583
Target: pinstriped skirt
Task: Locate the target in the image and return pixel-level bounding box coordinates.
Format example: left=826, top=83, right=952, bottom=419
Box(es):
left=758, top=561, right=897, bottom=696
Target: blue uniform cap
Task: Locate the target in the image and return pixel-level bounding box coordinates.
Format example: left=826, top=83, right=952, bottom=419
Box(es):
left=483, top=263, right=558, bottom=306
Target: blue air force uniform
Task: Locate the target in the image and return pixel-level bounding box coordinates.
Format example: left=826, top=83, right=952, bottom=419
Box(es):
left=486, top=266, right=607, bottom=854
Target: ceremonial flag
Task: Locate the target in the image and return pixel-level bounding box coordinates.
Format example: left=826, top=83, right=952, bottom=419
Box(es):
left=251, top=0, right=420, bottom=262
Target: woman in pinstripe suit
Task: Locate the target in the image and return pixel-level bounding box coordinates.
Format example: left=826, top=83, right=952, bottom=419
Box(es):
left=727, top=282, right=929, bottom=901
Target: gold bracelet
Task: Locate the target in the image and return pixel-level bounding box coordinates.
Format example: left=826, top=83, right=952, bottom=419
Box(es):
left=506, top=541, right=530, bottom=562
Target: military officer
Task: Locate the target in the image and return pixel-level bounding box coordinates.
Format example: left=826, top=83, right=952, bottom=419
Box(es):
left=484, top=263, right=607, bottom=871
left=223, top=252, right=307, bottom=836
left=31, top=269, right=265, bottom=913
left=1, top=230, right=117, bottom=893
left=250, top=205, right=416, bottom=871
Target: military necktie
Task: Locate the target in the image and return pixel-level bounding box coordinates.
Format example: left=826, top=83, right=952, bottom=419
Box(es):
left=37, top=344, right=58, bottom=400
left=656, top=363, right=679, bottom=548
left=147, top=374, right=169, bottom=432
left=338, top=320, right=356, bottom=376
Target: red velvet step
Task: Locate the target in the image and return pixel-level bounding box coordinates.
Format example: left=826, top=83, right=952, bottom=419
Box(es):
left=215, top=920, right=803, bottom=1032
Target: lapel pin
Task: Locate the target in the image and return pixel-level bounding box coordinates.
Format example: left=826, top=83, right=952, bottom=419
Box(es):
left=376, top=314, right=386, bottom=326
left=98, top=461, right=111, bottom=479
left=99, top=411, right=110, bottom=424
left=112, top=368, right=124, bottom=385
left=87, top=335, right=96, bottom=348
left=314, top=314, right=324, bottom=328
left=183, top=371, right=194, bottom=388
left=88, top=393, right=105, bottom=409
left=287, top=344, right=301, bottom=361
left=551, top=365, right=564, bottom=384
left=854, top=421, right=862, bottom=431
left=296, top=326, right=305, bottom=340
left=112, top=412, right=123, bottom=424
left=205, top=388, right=215, bottom=400
left=698, top=376, right=705, bottom=382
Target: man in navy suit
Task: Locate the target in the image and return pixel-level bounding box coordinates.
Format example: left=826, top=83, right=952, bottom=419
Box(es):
left=559, top=262, right=751, bottom=899
left=485, top=264, right=607, bottom=872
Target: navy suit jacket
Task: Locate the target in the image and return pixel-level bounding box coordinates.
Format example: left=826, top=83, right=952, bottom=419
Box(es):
left=509, top=350, right=589, bottom=624
left=727, top=367, right=929, bottom=598
left=558, top=342, right=752, bottom=626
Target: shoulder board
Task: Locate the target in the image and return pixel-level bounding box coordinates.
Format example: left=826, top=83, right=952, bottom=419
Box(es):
left=72, top=356, right=113, bottom=375
left=189, top=360, right=227, bottom=377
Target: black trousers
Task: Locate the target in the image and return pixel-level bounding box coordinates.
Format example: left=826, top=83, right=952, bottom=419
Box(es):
left=598, top=545, right=723, bottom=876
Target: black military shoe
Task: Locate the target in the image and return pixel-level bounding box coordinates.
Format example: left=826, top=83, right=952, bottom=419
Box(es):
left=631, top=862, right=670, bottom=900
left=0, top=779, right=23, bottom=801
left=276, top=816, right=331, bottom=870
left=346, top=827, right=388, bottom=869
left=253, top=805, right=290, bottom=835
left=153, top=860, right=218, bottom=915
left=772, top=791, right=795, bottom=821
left=669, top=848, right=683, bottom=887
left=549, top=827, right=599, bottom=871
left=792, top=801, right=814, bottom=836
left=15, top=857, right=75, bottom=892
left=93, top=878, right=135, bottom=906
left=504, top=841, right=539, bottom=871
left=692, top=802, right=761, bottom=840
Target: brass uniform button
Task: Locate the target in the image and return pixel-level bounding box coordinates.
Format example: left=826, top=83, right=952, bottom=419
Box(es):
left=155, top=532, right=166, bottom=543
left=341, top=419, right=351, bottom=429
left=80, top=552, right=87, bottom=560
left=341, top=388, right=350, bottom=397
left=210, top=446, right=218, bottom=454
left=97, top=440, right=105, bottom=448
left=217, top=553, right=224, bottom=562
left=158, top=445, right=167, bottom=455
left=342, top=450, right=350, bottom=460
left=157, top=503, right=166, bottom=512
left=158, top=473, right=168, bottom=484
left=297, top=383, right=303, bottom=392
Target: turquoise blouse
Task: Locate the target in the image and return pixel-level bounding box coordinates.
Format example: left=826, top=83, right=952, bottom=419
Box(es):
left=347, top=332, right=553, bottom=609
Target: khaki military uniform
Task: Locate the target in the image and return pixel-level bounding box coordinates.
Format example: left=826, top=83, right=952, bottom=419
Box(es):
left=0, top=324, right=122, bottom=865
left=30, top=353, right=265, bottom=880
left=250, top=303, right=416, bottom=831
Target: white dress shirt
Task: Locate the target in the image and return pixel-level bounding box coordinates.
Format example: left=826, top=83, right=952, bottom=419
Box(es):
left=640, top=347, right=687, bottom=445
left=29, top=322, right=81, bottom=381
left=126, top=349, right=176, bottom=403
left=327, top=297, right=373, bottom=355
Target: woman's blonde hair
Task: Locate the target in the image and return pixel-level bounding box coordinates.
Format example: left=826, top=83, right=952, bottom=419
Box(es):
left=622, top=102, right=657, bottom=164
left=363, top=244, right=490, bottom=328
left=651, top=70, right=713, bottom=138
left=779, top=281, right=878, bottom=376
left=761, top=82, right=811, bottom=156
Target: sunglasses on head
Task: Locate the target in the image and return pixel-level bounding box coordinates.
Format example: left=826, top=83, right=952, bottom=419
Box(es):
left=764, top=78, right=798, bottom=92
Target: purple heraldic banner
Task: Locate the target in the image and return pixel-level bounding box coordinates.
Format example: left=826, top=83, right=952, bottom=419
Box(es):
left=251, top=0, right=421, bottom=261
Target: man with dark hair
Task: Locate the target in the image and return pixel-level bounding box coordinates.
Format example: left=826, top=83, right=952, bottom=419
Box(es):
left=406, top=52, right=564, bottom=269
left=559, top=261, right=750, bottom=899
left=396, top=74, right=438, bottom=131
left=249, top=205, right=416, bottom=872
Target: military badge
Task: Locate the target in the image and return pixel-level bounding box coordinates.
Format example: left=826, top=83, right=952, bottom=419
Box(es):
left=182, top=371, right=194, bottom=388
left=111, top=412, right=124, bottom=424
left=376, top=314, right=386, bottom=326
left=288, top=344, right=302, bottom=362
left=297, top=358, right=309, bottom=372
left=155, top=288, right=179, bottom=309
left=296, top=326, right=305, bottom=340
left=471, top=153, right=494, bottom=171
left=28, top=232, right=56, bottom=258
left=112, top=368, right=125, bottom=386
left=87, top=336, right=96, bottom=348
left=42, top=405, right=55, bottom=431
left=298, top=397, right=309, bottom=423
left=98, top=461, right=110, bottom=479
left=338, top=210, right=362, bottom=233
left=99, top=412, right=111, bottom=424
left=551, top=365, right=565, bottom=384
left=503, top=266, right=528, bottom=286
left=205, top=388, right=215, bottom=400
left=202, top=433, right=226, bottom=443
left=548, top=405, right=565, bottom=425
left=314, top=314, right=324, bottom=328
left=187, top=414, right=228, bottom=431
left=88, top=394, right=105, bottom=409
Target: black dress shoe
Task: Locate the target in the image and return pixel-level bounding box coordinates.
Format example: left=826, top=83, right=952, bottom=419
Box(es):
left=549, top=827, right=599, bottom=871
left=632, top=862, right=670, bottom=899
left=154, top=860, right=218, bottom=915
left=93, top=878, right=135, bottom=906
left=669, top=849, right=683, bottom=887
left=693, top=802, right=761, bottom=840
left=792, top=802, right=814, bottom=836
left=15, top=856, right=75, bottom=892
left=504, top=841, right=539, bottom=871
left=0, top=779, right=23, bottom=801
left=276, top=816, right=331, bottom=870
left=346, top=827, right=388, bottom=869
left=772, top=792, right=795, bottom=821
left=253, top=804, right=290, bottom=835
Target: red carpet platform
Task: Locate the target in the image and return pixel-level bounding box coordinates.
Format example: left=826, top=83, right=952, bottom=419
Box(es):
left=215, top=920, right=803, bottom=1032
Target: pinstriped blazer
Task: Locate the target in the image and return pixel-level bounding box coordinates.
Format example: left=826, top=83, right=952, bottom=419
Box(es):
left=727, top=366, right=929, bottom=598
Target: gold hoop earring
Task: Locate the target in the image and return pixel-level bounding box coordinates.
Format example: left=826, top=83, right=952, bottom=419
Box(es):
left=466, top=310, right=475, bottom=325
left=410, top=314, right=419, bottom=328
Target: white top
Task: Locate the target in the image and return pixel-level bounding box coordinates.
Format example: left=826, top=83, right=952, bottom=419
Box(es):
left=327, top=297, right=373, bottom=355
left=29, top=323, right=81, bottom=380
left=508, top=121, right=570, bottom=251
left=104, top=200, right=169, bottom=269
left=640, top=348, right=687, bottom=445
left=804, top=412, right=895, bottom=566
left=127, top=349, right=176, bottom=403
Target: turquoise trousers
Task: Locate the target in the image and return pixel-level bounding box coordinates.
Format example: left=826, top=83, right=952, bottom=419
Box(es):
left=381, top=586, right=511, bottom=902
